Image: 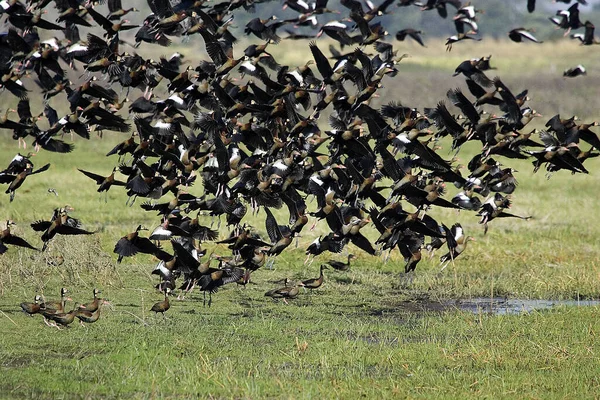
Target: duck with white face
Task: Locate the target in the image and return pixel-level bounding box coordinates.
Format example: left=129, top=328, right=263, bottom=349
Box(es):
left=0, top=220, right=39, bottom=254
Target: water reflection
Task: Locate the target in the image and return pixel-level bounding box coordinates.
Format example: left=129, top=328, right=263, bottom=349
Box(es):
left=448, top=297, right=600, bottom=315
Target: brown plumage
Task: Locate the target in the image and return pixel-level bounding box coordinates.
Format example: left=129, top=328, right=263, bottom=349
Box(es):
left=79, top=288, right=102, bottom=313
left=113, top=225, right=170, bottom=263
left=75, top=303, right=104, bottom=326
left=265, top=279, right=304, bottom=304
left=42, top=307, right=78, bottom=328
left=150, top=288, right=171, bottom=317
left=41, top=287, right=71, bottom=314
left=78, top=168, right=127, bottom=194
left=31, top=210, right=96, bottom=251
left=20, top=295, right=43, bottom=316
left=326, top=254, right=357, bottom=271
left=0, top=220, right=39, bottom=254
left=302, top=265, right=328, bottom=290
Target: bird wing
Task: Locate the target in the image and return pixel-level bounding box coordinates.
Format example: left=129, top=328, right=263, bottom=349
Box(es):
left=86, top=6, right=115, bottom=33
left=264, top=207, right=283, bottom=243
left=78, top=169, right=106, bottom=184
left=0, top=173, right=16, bottom=184
left=30, top=220, right=52, bottom=231
left=309, top=41, right=334, bottom=81
left=349, top=232, right=377, bottom=255
left=30, top=163, right=51, bottom=175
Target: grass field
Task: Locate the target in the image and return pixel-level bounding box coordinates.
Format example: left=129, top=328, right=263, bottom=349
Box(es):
left=1, top=38, right=600, bottom=398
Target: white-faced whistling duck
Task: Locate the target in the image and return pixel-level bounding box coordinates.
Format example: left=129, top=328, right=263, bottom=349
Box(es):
left=264, top=207, right=295, bottom=256
left=440, top=223, right=475, bottom=271
left=113, top=225, right=171, bottom=263
left=107, top=0, right=138, bottom=21
left=150, top=288, right=171, bottom=318
left=508, top=28, right=543, bottom=43
left=216, top=226, right=271, bottom=251
left=302, top=264, right=328, bottom=290
left=445, top=33, right=481, bottom=51
left=399, top=231, right=423, bottom=274
left=265, top=278, right=304, bottom=304
left=30, top=209, right=96, bottom=251
left=0, top=220, right=39, bottom=254
left=326, top=254, right=357, bottom=271
left=396, top=29, right=425, bottom=47
left=304, top=232, right=346, bottom=265
left=42, top=306, right=79, bottom=329
left=75, top=301, right=107, bottom=326
left=78, top=288, right=102, bottom=313
left=571, top=21, right=599, bottom=45
left=0, top=162, right=51, bottom=202
left=41, top=287, right=71, bottom=314
left=20, top=295, right=43, bottom=316
left=453, top=59, right=491, bottom=87
left=477, top=193, right=531, bottom=234
left=78, top=167, right=127, bottom=199
left=198, top=264, right=245, bottom=307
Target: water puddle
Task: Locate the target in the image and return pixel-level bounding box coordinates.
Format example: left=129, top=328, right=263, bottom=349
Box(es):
left=447, top=298, right=600, bottom=315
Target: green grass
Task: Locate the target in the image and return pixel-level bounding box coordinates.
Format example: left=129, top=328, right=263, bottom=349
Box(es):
left=1, top=39, right=600, bottom=398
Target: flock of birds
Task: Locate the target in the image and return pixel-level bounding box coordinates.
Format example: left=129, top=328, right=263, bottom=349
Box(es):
left=20, top=287, right=109, bottom=328
left=2, top=0, right=599, bottom=323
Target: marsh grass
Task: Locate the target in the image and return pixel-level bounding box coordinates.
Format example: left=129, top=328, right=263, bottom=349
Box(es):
left=1, top=40, right=600, bottom=397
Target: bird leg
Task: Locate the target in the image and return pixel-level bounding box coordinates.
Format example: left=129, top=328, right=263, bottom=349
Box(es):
left=440, top=260, right=450, bottom=272
left=304, top=254, right=312, bottom=265
left=266, top=258, right=275, bottom=270
left=383, top=249, right=391, bottom=264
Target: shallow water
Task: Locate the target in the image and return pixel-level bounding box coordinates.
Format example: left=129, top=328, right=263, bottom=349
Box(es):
left=447, top=298, right=600, bottom=315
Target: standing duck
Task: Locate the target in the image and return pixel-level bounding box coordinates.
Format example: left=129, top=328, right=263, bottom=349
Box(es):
left=75, top=301, right=106, bottom=326
left=42, top=306, right=79, bottom=329
left=150, top=288, right=170, bottom=318
left=20, top=295, right=43, bottom=316
left=79, top=288, right=102, bottom=313
left=326, top=254, right=357, bottom=271
left=41, top=287, right=71, bottom=314
left=302, top=264, right=328, bottom=291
